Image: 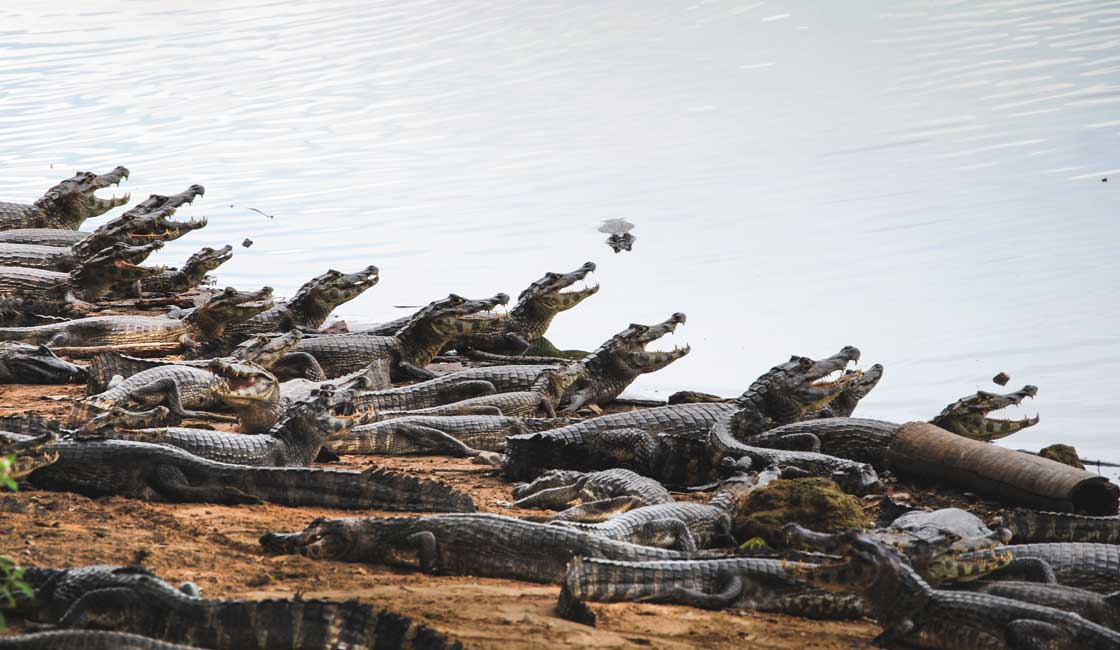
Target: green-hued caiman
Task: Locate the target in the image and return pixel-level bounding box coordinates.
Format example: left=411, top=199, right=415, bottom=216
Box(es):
left=289, top=293, right=509, bottom=381
left=0, top=286, right=273, bottom=356
left=556, top=556, right=866, bottom=625
left=1000, top=509, right=1120, bottom=544
left=260, top=512, right=701, bottom=584
left=0, top=167, right=130, bottom=230
left=506, top=468, right=673, bottom=521
left=785, top=531, right=1120, bottom=649
left=552, top=474, right=756, bottom=550
left=0, top=431, right=475, bottom=511
left=113, top=244, right=233, bottom=298
left=11, top=564, right=462, bottom=650
left=86, top=330, right=307, bottom=394
left=102, top=386, right=373, bottom=466
left=452, top=261, right=598, bottom=355
left=330, top=414, right=576, bottom=458
left=76, top=358, right=281, bottom=433
left=747, top=384, right=1042, bottom=466
left=0, top=342, right=87, bottom=384
left=217, top=265, right=379, bottom=349
left=0, top=241, right=165, bottom=306
left=501, top=346, right=867, bottom=484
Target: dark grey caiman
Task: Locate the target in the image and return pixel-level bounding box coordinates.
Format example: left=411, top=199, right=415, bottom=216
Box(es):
left=101, top=386, right=372, bottom=466
left=288, top=293, right=510, bottom=381
left=501, top=346, right=867, bottom=484
left=329, top=414, right=576, bottom=457
left=980, top=543, right=1120, bottom=594
left=86, top=330, right=307, bottom=394
left=0, top=431, right=474, bottom=511
left=0, top=286, right=273, bottom=356
left=218, top=265, right=379, bottom=351
left=0, top=167, right=129, bottom=230
left=505, top=468, right=673, bottom=521
left=113, top=244, right=233, bottom=298
left=747, top=384, right=1042, bottom=466
left=10, top=564, right=461, bottom=650
left=0, top=342, right=87, bottom=384
left=260, top=512, right=699, bottom=584
left=786, top=531, right=1120, bottom=650
left=0, top=241, right=165, bottom=307
left=75, top=358, right=281, bottom=433
left=556, top=556, right=866, bottom=625
left=551, top=474, right=756, bottom=550
left=954, top=581, right=1120, bottom=631
left=999, top=509, right=1120, bottom=544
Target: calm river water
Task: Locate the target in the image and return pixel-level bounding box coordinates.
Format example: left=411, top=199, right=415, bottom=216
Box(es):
left=1, top=1, right=1117, bottom=460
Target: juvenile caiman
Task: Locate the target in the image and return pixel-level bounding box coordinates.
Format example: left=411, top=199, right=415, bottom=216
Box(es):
left=501, top=346, right=866, bottom=483
left=0, top=167, right=130, bottom=230
left=556, top=556, right=866, bottom=625
left=329, top=414, right=576, bottom=457
left=102, top=386, right=372, bottom=466
left=785, top=531, right=1120, bottom=650
left=0, top=241, right=165, bottom=306
left=0, top=342, right=87, bottom=384
left=0, top=431, right=475, bottom=511
left=505, top=468, right=673, bottom=521
left=0, top=286, right=273, bottom=356
left=747, top=384, right=1042, bottom=466
left=86, top=330, right=307, bottom=394
left=75, top=358, right=281, bottom=433
left=288, top=293, right=509, bottom=381
left=551, top=474, right=756, bottom=550
left=112, top=244, right=233, bottom=298
left=260, top=512, right=699, bottom=584
left=218, top=265, right=380, bottom=352
left=11, top=564, right=461, bottom=650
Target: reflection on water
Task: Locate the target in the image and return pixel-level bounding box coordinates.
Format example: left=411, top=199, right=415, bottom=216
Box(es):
left=1, top=1, right=1117, bottom=456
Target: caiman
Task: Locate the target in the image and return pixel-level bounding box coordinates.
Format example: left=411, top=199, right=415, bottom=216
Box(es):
left=218, top=265, right=379, bottom=351
left=501, top=346, right=866, bottom=483
left=101, top=386, right=373, bottom=466
left=288, top=293, right=510, bottom=381
left=0, top=286, right=273, bottom=356
left=0, top=241, right=165, bottom=307
left=260, top=512, right=700, bottom=584
left=86, top=330, right=307, bottom=394
left=10, top=564, right=462, bottom=650
left=0, top=167, right=130, bottom=230
left=75, top=358, right=281, bottom=433
left=329, top=414, right=575, bottom=458
left=747, top=384, right=1042, bottom=466
left=785, top=531, right=1120, bottom=650
left=556, top=556, right=866, bottom=625
left=0, top=342, right=87, bottom=384
left=979, top=543, right=1120, bottom=594
left=505, top=468, right=673, bottom=521
left=112, top=244, right=233, bottom=298
left=0, top=431, right=59, bottom=479
left=999, top=509, right=1120, bottom=544
left=0, top=431, right=475, bottom=511
left=954, top=581, right=1120, bottom=631
left=0, top=631, right=201, bottom=649
left=551, top=474, right=756, bottom=550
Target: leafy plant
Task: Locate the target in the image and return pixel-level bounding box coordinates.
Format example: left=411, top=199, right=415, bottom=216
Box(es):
left=0, top=453, right=32, bottom=630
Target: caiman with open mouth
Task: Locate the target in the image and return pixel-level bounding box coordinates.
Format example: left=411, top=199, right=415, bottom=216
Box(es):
left=0, top=167, right=130, bottom=230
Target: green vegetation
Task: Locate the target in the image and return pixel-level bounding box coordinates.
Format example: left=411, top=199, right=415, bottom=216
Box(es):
left=0, top=453, right=32, bottom=630
left=733, top=477, right=869, bottom=545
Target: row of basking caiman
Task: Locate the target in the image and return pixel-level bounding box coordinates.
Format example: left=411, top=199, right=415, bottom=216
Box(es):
left=1, top=168, right=1119, bottom=649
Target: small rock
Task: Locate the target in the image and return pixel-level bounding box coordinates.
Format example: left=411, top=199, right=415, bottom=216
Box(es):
left=992, top=372, right=1010, bottom=386
left=241, top=238, right=253, bottom=248
left=1039, top=444, right=1084, bottom=469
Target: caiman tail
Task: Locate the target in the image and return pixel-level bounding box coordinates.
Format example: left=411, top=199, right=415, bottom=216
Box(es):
left=227, top=465, right=477, bottom=512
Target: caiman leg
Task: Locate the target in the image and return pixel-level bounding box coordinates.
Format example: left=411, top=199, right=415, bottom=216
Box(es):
left=127, top=378, right=237, bottom=423
left=551, top=496, right=644, bottom=523
left=397, top=361, right=437, bottom=381
left=393, top=424, right=481, bottom=457
left=151, top=465, right=260, bottom=504
left=650, top=571, right=748, bottom=609
left=1005, top=620, right=1075, bottom=650
left=640, top=519, right=698, bottom=553
left=407, top=531, right=440, bottom=574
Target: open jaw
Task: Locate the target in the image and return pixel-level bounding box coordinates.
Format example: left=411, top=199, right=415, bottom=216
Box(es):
left=520, top=262, right=600, bottom=311
left=930, top=385, right=1039, bottom=439
left=189, top=245, right=235, bottom=271
left=45, top=166, right=131, bottom=222
left=210, top=360, right=278, bottom=403
left=124, top=206, right=208, bottom=242
left=326, top=265, right=381, bottom=302
left=431, top=293, right=512, bottom=335
left=623, top=312, right=691, bottom=371
left=797, top=347, right=867, bottom=414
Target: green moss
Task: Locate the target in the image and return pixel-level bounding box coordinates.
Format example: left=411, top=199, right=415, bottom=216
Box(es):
left=525, top=337, right=588, bottom=360
left=1039, top=444, right=1084, bottom=469
left=734, top=478, right=869, bottom=545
